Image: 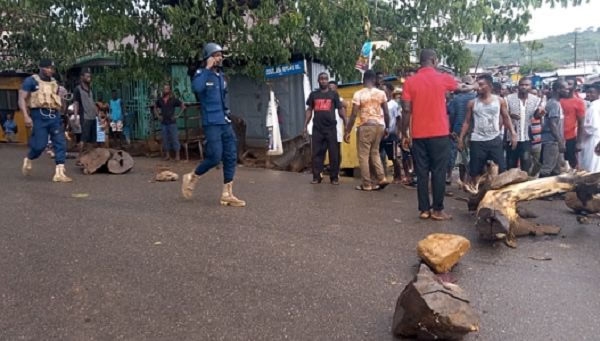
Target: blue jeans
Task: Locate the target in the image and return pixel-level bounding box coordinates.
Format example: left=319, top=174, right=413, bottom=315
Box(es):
left=161, top=123, right=180, bottom=152
left=194, top=124, right=237, bottom=183
left=27, top=109, right=66, bottom=164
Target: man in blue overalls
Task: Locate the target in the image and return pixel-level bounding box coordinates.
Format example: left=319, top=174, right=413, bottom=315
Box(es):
left=19, top=59, right=72, bottom=182
left=181, top=42, right=245, bottom=207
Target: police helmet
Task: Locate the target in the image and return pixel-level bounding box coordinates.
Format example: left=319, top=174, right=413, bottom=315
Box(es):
left=203, top=42, right=223, bottom=60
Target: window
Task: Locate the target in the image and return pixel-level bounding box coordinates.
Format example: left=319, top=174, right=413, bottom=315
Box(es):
left=0, top=90, right=18, bottom=111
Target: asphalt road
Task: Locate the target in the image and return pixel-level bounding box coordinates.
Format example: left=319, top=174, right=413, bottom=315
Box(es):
left=1, top=144, right=599, bottom=341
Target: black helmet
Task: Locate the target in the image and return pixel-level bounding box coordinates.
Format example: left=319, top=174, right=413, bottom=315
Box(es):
left=203, top=42, right=223, bottom=60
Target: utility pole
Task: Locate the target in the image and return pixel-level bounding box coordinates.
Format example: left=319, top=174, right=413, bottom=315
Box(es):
left=574, top=29, right=578, bottom=68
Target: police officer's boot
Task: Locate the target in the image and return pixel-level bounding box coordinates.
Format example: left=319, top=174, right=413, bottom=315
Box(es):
left=22, top=158, right=32, bottom=176
left=53, top=164, right=73, bottom=183
left=181, top=172, right=200, bottom=199
left=220, top=182, right=246, bottom=207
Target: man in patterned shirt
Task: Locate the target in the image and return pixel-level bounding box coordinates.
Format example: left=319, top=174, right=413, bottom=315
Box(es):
left=344, top=69, right=390, bottom=191
left=505, top=77, right=543, bottom=172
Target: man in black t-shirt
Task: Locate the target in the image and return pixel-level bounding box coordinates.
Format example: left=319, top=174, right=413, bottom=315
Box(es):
left=303, top=72, right=346, bottom=184
left=153, top=84, right=186, bottom=161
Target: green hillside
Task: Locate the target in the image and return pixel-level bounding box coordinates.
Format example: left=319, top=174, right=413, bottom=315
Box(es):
left=467, top=27, right=600, bottom=68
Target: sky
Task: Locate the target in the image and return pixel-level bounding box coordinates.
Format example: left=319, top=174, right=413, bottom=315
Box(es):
left=524, top=1, right=600, bottom=40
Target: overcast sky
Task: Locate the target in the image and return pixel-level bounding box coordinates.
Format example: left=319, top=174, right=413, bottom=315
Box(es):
left=525, top=1, right=600, bottom=40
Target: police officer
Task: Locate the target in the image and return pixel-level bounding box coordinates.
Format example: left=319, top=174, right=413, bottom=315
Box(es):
left=181, top=42, right=245, bottom=207
left=19, top=59, right=72, bottom=182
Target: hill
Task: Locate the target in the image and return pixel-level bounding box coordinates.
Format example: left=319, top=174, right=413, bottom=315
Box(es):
left=467, top=27, right=600, bottom=68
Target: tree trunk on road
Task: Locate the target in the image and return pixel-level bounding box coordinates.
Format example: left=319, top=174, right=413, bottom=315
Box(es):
left=476, top=171, right=600, bottom=247
left=80, top=148, right=134, bottom=175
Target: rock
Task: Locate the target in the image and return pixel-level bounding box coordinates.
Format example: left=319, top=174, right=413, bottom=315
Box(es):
left=392, top=264, right=479, bottom=340
left=417, top=234, right=471, bottom=273
left=155, top=170, right=179, bottom=182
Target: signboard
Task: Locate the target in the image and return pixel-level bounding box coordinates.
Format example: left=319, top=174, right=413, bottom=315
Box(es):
left=265, top=61, right=304, bottom=79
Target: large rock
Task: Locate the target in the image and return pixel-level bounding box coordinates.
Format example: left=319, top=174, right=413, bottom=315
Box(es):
left=392, top=264, right=480, bottom=340
left=417, top=234, right=470, bottom=273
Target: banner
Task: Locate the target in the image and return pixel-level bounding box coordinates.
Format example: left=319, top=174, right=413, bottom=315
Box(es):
left=265, top=61, right=304, bottom=79
left=266, top=90, right=283, bottom=156
left=355, top=41, right=372, bottom=72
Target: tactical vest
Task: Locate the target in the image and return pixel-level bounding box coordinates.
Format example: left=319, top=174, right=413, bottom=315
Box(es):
left=28, top=75, right=62, bottom=109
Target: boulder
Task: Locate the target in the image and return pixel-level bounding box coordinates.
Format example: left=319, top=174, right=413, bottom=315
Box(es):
left=417, top=234, right=470, bottom=273
left=392, top=264, right=479, bottom=340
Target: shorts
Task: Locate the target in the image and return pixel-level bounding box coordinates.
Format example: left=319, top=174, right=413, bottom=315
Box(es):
left=469, top=136, right=505, bottom=176
left=110, top=120, right=123, bottom=132
left=81, top=119, right=97, bottom=143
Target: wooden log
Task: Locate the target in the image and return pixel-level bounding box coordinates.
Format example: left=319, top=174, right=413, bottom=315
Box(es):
left=267, top=135, right=311, bottom=172
left=564, top=178, right=600, bottom=213
left=79, top=148, right=111, bottom=175
left=489, top=168, right=529, bottom=190
left=565, top=192, right=600, bottom=213
left=477, top=171, right=600, bottom=246
left=107, top=149, right=134, bottom=174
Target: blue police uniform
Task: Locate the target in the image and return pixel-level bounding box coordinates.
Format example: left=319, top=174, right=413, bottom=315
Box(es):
left=191, top=68, right=237, bottom=183
left=21, top=75, right=67, bottom=165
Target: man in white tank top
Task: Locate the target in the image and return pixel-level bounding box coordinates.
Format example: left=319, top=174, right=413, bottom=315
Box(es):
left=458, top=74, right=517, bottom=183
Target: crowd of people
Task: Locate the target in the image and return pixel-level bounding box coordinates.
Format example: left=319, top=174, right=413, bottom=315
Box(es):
left=308, top=49, right=600, bottom=219
left=11, top=46, right=600, bottom=212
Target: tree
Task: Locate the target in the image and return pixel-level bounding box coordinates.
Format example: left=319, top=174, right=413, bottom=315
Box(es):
left=0, top=0, right=165, bottom=82
left=522, top=40, right=544, bottom=74
left=0, top=0, right=590, bottom=81
left=518, top=59, right=557, bottom=75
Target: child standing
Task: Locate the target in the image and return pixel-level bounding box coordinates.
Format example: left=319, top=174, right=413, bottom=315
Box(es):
left=3, top=113, right=17, bottom=142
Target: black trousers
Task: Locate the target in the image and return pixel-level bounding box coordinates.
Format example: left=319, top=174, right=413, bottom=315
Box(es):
left=565, top=138, right=578, bottom=169
left=412, top=136, right=450, bottom=212
left=506, top=141, right=531, bottom=171
left=312, top=127, right=340, bottom=180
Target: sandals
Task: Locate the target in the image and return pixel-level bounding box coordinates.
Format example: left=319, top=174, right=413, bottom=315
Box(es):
left=377, top=180, right=390, bottom=190
left=431, top=211, right=453, bottom=221
left=419, top=211, right=431, bottom=219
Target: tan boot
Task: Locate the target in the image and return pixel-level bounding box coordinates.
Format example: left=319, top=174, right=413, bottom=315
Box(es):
left=52, top=164, right=73, bottom=183
left=181, top=172, right=200, bottom=199
left=220, top=182, right=246, bottom=207
left=22, top=158, right=32, bottom=176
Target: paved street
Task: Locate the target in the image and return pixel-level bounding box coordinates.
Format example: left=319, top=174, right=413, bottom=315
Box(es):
left=1, top=144, right=599, bottom=341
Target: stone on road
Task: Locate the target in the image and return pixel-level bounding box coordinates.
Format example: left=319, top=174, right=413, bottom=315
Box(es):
left=392, top=264, right=479, bottom=340
left=417, top=233, right=471, bottom=273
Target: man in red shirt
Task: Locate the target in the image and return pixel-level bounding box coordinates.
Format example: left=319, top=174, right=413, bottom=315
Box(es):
left=561, top=79, right=586, bottom=169
left=401, top=49, right=458, bottom=221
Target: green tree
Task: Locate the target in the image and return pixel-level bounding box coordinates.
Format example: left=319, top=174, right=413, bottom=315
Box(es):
left=519, top=59, right=557, bottom=75
left=522, top=40, right=545, bottom=74
left=0, top=0, right=590, bottom=81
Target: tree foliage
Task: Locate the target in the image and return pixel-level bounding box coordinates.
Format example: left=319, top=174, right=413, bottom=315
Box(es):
left=0, top=0, right=590, bottom=82
left=519, top=59, right=557, bottom=75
